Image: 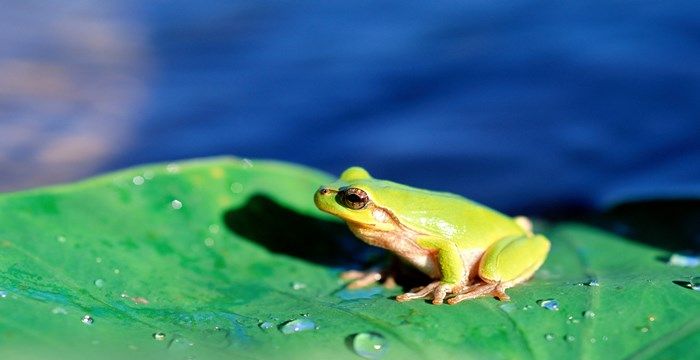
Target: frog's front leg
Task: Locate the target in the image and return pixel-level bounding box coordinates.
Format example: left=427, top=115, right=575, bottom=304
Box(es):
left=447, top=234, right=550, bottom=304
left=396, top=237, right=467, bottom=304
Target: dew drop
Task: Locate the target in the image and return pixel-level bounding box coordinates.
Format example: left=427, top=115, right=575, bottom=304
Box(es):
left=95, top=257, right=102, bottom=263
left=522, top=304, right=533, bottom=311
left=114, top=269, right=120, bottom=274
left=690, top=276, right=700, bottom=291
left=82, top=315, right=94, bottom=325
left=171, top=200, right=183, bottom=210
left=499, top=303, right=517, bottom=313
left=166, top=164, right=180, bottom=173
left=278, top=318, right=317, bottom=334
left=230, top=182, right=244, bottom=193
left=564, top=334, right=575, bottom=342
left=566, top=315, right=580, bottom=324
left=583, top=310, right=596, bottom=319
left=291, top=282, right=307, bottom=290
left=153, top=332, right=166, bottom=341
left=94, top=279, right=105, bottom=288
left=537, top=299, right=560, bottom=311
left=602, top=336, right=609, bottom=341
left=143, top=171, right=155, bottom=180
left=204, top=238, right=215, bottom=247
left=242, top=159, right=253, bottom=168
left=590, top=337, right=597, bottom=343
left=132, top=176, right=145, bottom=186
left=585, top=279, right=600, bottom=287
left=51, top=307, right=67, bottom=315
left=208, top=224, right=220, bottom=234
left=258, top=321, right=274, bottom=330
left=0, top=290, right=8, bottom=298
left=352, top=332, right=388, bottom=359
left=667, top=253, right=700, bottom=267
left=638, top=326, right=650, bottom=333
left=648, top=315, right=656, bottom=322
left=167, top=335, right=194, bottom=351
left=56, top=235, right=67, bottom=243
left=544, top=333, right=555, bottom=341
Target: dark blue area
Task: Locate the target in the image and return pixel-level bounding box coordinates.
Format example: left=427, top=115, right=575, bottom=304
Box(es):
left=6, top=1, right=700, bottom=215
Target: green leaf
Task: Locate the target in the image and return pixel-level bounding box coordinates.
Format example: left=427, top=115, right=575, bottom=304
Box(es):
left=0, top=157, right=697, bottom=359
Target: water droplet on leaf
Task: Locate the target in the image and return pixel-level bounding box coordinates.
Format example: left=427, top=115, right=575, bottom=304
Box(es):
left=82, top=315, right=94, bottom=325
left=166, top=164, right=180, bottom=173
left=499, top=303, right=517, bottom=313
left=258, top=321, right=274, bottom=330
left=537, top=299, right=560, bottom=311
left=544, top=333, right=555, bottom=341
left=278, top=319, right=317, bottom=334
left=583, top=310, right=596, bottom=319
left=168, top=335, right=194, bottom=351
left=291, top=282, right=307, bottom=290
left=565, top=335, right=575, bottom=342
left=171, top=200, right=183, bottom=210
left=132, top=176, right=145, bottom=186
left=352, top=332, right=388, bottom=359
left=230, top=182, right=244, bottom=193
left=153, top=332, right=166, bottom=341
left=52, top=307, right=67, bottom=315
left=94, top=279, right=105, bottom=288
left=667, top=253, right=699, bottom=267
left=690, top=276, right=700, bottom=291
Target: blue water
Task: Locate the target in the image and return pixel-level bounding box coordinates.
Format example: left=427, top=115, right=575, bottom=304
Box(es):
left=1, top=1, right=699, bottom=215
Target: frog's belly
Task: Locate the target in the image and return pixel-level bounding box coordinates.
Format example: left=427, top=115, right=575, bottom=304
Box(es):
left=400, top=249, right=484, bottom=281
left=460, top=248, right=486, bottom=280
left=399, top=252, right=440, bottom=278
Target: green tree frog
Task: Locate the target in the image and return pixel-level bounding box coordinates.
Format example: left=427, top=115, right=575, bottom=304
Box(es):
left=314, top=167, right=550, bottom=305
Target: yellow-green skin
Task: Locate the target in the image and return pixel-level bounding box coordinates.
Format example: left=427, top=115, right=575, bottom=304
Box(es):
left=314, top=167, right=550, bottom=304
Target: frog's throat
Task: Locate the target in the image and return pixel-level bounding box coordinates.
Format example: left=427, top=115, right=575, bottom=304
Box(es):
left=345, top=206, right=439, bottom=278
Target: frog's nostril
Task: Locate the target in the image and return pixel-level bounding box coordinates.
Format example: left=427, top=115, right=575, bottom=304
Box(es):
left=319, top=188, right=329, bottom=195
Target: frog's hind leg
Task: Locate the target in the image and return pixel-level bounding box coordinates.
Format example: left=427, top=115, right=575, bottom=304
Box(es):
left=447, top=234, right=550, bottom=305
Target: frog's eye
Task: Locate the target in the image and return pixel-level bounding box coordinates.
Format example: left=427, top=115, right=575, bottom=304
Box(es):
left=340, top=188, right=369, bottom=210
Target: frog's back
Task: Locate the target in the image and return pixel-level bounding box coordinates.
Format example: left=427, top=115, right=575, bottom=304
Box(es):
left=366, top=180, right=525, bottom=248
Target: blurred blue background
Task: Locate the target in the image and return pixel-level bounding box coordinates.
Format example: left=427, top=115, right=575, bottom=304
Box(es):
left=1, top=1, right=699, bottom=216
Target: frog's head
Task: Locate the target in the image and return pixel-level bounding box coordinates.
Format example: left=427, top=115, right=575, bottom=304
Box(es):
left=314, top=167, right=396, bottom=231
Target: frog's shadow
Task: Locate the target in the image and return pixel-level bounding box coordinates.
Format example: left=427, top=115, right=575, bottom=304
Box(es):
left=222, top=194, right=460, bottom=292
left=222, top=194, right=374, bottom=267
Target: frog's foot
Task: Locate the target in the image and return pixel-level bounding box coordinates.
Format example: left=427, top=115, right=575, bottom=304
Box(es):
left=396, top=281, right=462, bottom=304
left=341, top=269, right=396, bottom=289
left=446, top=282, right=510, bottom=305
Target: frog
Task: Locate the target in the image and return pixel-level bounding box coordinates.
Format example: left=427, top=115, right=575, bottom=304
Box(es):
left=314, top=166, right=550, bottom=304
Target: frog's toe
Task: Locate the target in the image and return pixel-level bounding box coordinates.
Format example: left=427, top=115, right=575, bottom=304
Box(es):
left=431, top=283, right=456, bottom=305
left=340, top=270, right=367, bottom=280
left=446, top=282, right=509, bottom=304
left=347, top=274, right=382, bottom=289
left=396, top=281, right=440, bottom=302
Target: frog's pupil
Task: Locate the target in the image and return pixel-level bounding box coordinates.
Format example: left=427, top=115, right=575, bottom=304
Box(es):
left=347, top=194, right=362, bottom=203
